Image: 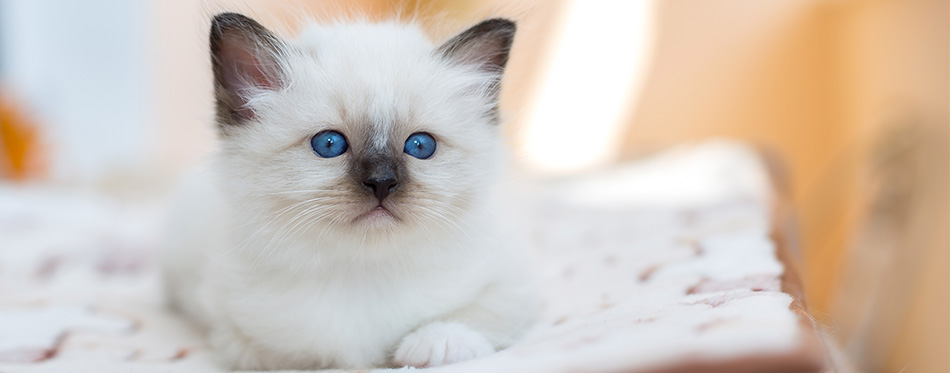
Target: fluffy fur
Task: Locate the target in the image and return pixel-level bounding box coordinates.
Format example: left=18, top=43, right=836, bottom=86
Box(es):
left=162, top=13, right=538, bottom=370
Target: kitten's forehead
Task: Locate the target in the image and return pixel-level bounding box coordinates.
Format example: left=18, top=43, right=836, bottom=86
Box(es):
left=296, top=21, right=437, bottom=87
left=331, top=87, right=410, bottom=149
left=293, top=23, right=440, bottom=127
left=297, top=21, right=433, bottom=60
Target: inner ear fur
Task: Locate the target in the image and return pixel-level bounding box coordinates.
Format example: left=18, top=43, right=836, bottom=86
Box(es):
left=210, top=12, right=288, bottom=127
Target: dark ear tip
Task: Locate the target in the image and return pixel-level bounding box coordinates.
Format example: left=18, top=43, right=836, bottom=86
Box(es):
left=210, top=12, right=267, bottom=39
left=473, top=18, right=516, bottom=40
left=212, top=12, right=253, bottom=27
left=480, top=18, right=516, bottom=32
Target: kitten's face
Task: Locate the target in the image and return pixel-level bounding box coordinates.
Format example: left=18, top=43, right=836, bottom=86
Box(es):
left=209, top=14, right=514, bottom=240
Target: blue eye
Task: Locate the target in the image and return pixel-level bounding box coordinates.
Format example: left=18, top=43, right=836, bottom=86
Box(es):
left=404, top=132, right=436, bottom=159
left=310, top=130, right=348, bottom=158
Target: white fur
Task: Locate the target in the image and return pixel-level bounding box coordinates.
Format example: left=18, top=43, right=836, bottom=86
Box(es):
left=162, top=19, right=538, bottom=370
left=393, top=321, right=495, bottom=367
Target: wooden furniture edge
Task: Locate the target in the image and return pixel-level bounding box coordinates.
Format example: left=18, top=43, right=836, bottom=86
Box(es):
left=759, top=145, right=839, bottom=373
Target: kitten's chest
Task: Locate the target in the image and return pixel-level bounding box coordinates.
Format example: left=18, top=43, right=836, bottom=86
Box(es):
left=226, top=258, right=489, bottom=367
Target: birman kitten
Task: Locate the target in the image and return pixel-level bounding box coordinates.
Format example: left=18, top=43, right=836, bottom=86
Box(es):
left=162, top=12, right=538, bottom=370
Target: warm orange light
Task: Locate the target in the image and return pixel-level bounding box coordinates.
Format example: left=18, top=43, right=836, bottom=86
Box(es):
left=0, top=93, right=44, bottom=181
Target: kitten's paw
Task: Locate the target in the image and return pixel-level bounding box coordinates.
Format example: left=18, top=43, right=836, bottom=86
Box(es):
left=393, top=321, right=494, bottom=367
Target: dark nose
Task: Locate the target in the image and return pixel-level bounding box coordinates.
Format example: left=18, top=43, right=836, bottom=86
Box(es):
left=362, top=176, right=398, bottom=202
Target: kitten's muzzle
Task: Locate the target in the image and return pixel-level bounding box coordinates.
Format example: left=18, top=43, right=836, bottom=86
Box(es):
left=363, top=176, right=398, bottom=202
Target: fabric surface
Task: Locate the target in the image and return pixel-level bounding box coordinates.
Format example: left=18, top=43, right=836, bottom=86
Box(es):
left=0, top=141, right=820, bottom=372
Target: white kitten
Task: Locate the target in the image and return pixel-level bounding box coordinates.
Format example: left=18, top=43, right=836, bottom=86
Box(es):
left=162, top=13, right=538, bottom=370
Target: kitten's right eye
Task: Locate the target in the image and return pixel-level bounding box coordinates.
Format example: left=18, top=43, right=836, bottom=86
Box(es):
left=310, top=131, right=348, bottom=158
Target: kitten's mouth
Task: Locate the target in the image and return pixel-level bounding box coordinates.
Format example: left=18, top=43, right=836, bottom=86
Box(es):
left=355, top=204, right=398, bottom=223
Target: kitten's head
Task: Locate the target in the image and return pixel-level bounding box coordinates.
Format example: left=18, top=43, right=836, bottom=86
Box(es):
left=209, top=13, right=515, bottom=242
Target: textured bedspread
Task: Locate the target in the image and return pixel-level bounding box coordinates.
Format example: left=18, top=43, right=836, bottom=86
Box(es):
left=0, top=141, right=829, bottom=372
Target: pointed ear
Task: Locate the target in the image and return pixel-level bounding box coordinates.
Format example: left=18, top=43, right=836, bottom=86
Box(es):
left=210, top=13, right=287, bottom=126
left=437, top=18, right=516, bottom=96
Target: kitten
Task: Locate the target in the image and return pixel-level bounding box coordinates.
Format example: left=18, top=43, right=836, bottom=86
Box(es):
left=162, top=12, right=538, bottom=370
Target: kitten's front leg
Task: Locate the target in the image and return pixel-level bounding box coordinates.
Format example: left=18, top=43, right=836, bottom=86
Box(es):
left=393, top=279, right=537, bottom=368
left=392, top=321, right=495, bottom=368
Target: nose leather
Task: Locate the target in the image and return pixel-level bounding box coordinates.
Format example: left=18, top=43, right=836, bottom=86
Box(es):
left=363, top=176, right=398, bottom=202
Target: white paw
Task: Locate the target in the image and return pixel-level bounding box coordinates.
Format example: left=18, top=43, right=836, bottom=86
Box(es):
left=393, top=321, right=495, bottom=367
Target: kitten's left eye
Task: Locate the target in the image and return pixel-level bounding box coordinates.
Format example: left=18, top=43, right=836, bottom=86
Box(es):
left=311, top=130, right=348, bottom=158
left=404, top=132, right=436, bottom=159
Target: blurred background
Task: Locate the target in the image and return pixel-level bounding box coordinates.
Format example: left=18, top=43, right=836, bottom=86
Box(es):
left=0, top=0, right=946, bottom=371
